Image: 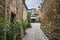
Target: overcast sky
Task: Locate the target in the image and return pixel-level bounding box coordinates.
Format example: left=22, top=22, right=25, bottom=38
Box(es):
left=25, top=0, right=42, bottom=9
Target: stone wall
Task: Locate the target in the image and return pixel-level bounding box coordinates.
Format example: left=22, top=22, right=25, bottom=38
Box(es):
left=0, top=0, right=11, bottom=20
left=15, top=0, right=23, bottom=23
left=0, top=0, right=5, bottom=17
left=41, top=0, right=60, bottom=40
left=10, top=0, right=16, bottom=14
left=23, top=5, right=28, bottom=21
left=0, top=0, right=24, bottom=23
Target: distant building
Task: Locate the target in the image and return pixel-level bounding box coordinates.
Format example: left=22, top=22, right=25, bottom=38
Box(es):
left=30, top=8, right=40, bottom=23
left=38, top=6, right=41, bottom=18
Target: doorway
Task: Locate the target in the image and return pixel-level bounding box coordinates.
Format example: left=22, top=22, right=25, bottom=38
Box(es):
left=11, top=12, right=16, bottom=23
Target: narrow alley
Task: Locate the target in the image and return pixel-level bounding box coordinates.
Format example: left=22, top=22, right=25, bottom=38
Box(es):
left=24, top=23, right=49, bottom=40
left=0, top=0, right=60, bottom=40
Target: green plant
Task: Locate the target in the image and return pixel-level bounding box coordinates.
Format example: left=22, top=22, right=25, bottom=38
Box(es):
left=22, top=21, right=28, bottom=35
left=6, top=22, right=21, bottom=40
left=27, top=12, right=31, bottom=26
left=0, top=35, right=6, bottom=40
left=0, top=17, right=7, bottom=40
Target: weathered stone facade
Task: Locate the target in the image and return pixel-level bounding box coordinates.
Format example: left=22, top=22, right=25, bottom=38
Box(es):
left=0, top=0, right=25, bottom=23
left=16, top=0, right=23, bottom=23
left=0, top=0, right=5, bottom=17
left=41, top=0, right=60, bottom=40
left=0, top=0, right=27, bottom=40
left=23, top=5, right=28, bottom=21
left=23, top=1, right=28, bottom=21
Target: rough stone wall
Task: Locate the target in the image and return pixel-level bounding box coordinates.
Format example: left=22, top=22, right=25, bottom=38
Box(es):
left=0, top=0, right=5, bottom=17
left=0, top=0, right=23, bottom=23
left=23, top=5, right=28, bottom=21
left=55, top=0, right=60, bottom=40
left=0, top=0, right=11, bottom=20
left=10, top=0, right=16, bottom=14
left=15, top=0, right=23, bottom=23
left=41, top=0, right=60, bottom=40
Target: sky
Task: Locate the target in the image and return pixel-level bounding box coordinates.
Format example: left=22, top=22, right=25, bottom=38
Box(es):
left=25, top=0, right=42, bottom=9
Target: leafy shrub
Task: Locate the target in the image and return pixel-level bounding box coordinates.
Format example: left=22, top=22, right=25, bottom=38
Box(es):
left=27, top=12, right=31, bottom=27
left=0, top=17, right=7, bottom=40
left=0, top=17, right=7, bottom=32
left=6, top=22, right=21, bottom=40
left=0, top=35, right=6, bottom=40
left=0, top=17, right=22, bottom=40
left=22, top=21, right=28, bottom=35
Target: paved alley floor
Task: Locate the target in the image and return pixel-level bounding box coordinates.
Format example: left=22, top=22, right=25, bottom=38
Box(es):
left=24, top=23, right=49, bottom=40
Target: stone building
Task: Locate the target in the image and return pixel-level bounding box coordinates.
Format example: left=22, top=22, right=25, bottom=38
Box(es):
left=30, top=8, right=40, bottom=22
left=0, top=0, right=11, bottom=23
left=0, top=0, right=26, bottom=23
left=41, top=0, right=60, bottom=40
left=38, top=6, right=41, bottom=18
left=32, top=8, right=39, bottom=16
left=23, top=1, right=28, bottom=21
left=16, top=0, right=24, bottom=23
left=0, top=0, right=27, bottom=39
left=10, top=0, right=24, bottom=23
